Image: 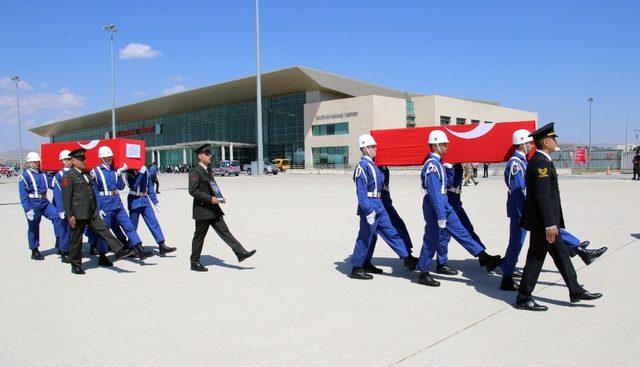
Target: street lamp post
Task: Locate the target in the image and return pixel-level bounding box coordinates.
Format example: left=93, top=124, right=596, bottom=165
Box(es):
left=11, top=76, right=24, bottom=173
left=587, top=97, right=593, bottom=170
left=103, top=24, right=117, bottom=139
left=255, top=0, right=264, bottom=175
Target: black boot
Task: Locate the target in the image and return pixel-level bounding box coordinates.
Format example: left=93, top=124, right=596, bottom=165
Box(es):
left=158, top=241, right=176, bottom=256
left=31, top=248, right=44, bottom=261
left=350, top=267, right=373, bottom=280
left=134, top=244, right=154, bottom=261
left=363, top=261, right=383, bottom=274
left=237, top=249, right=257, bottom=262
left=417, top=272, right=440, bottom=287
left=500, top=276, right=519, bottom=291
left=579, top=241, right=590, bottom=249
left=436, top=264, right=458, bottom=275
left=55, top=238, right=61, bottom=255
left=71, top=265, right=85, bottom=275
left=478, top=251, right=502, bottom=272
left=191, top=261, right=208, bottom=272
left=61, top=252, right=70, bottom=264
left=98, top=253, right=113, bottom=267
left=575, top=246, right=607, bottom=265
left=404, top=255, right=418, bottom=271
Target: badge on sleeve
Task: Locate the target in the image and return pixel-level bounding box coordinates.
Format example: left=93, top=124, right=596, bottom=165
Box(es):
left=427, top=164, right=439, bottom=176
left=511, top=163, right=521, bottom=175
left=62, top=178, right=70, bottom=187
left=537, top=167, right=549, bottom=178
left=354, top=166, right=363, bottom=178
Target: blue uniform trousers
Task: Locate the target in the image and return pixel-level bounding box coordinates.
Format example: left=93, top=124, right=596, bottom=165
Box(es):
left=26, top=199, right=64, bottom=250
left=129, top=204, right=165, bottom=244
left=99, top=207, right=142, bottom=249
left=365, top=204, right=412, bottom=261
left=436, top=205, right=486, bottom=265
left=351, top=209, right=409, bottom=267
left=500, top=216, right=528, bottom=276
left=560, top=229, right=580, bottom=248
left=58, top=218, right=69, bottom=252
left=418, top=199, right=485, bottom=272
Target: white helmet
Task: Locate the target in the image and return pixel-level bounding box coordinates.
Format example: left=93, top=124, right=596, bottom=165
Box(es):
left=428, top=130, right=449, bottom=144
left=358, top=134, right=377, bottom=148
left=59, top=150, right=71, bottom=160
left=98, top=146, right=114, bottom=158
left=512, top=129, right=533, bottom=145
left=26, top=152, right=41, bottom=162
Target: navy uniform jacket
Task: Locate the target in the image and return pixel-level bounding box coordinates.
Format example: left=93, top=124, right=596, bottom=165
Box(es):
left=188, top=163, right=224, bottom=220
left=520, top=151, right=565, bottom=231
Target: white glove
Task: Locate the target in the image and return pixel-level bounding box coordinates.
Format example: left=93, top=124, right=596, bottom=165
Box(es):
left=99, top=210, right=106, bottom=219
left=443, top=163, right=453, bottom=169
left=26, top=210, right=35, bottom=221
left=366, top=211, right=376, bottom=225
left=154, top=203, right=160, bottom=213
left=58, top=212, right=65, bottom=219
left=437, top=219, right=447, bottom=229
left=116, top=163, right=128, bottom=175
left=139, top=165, right=147, bottom=174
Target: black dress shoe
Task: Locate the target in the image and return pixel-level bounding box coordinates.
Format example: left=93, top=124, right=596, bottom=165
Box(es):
left=512, top=269, right=523, bottom=278
left=191, top=262, right=208, bottom=272
left=515, top=298, right=547, bottom=311
left=71, top=266, right=86, bottom=275
left=158, top=242, right=176, bottom=256
left=114, top=248, right=133, bottom=261
left=404, top=255, right=418, bottom=271
left=31, top=249, right=44, bottom=261
left=89, top=246, right=99, bottom=256
left=478, top=252, right=502, bottom=272
left=135, top=245, right=155, bottom=261
left=363, top=261, right=383, bottom=274
left=436, top=264, right=458, bottom=275
left=579, top=241, right=590, bottom=249
left=350, top=267, right=373, bottom=280
left=61, top=253, right=71, bottom=264
left=417, top=272, right=440, bottom=287
left=570, top=291, right=603, bottom=303
left=237, top=249, right=257, bottom=262
left=98, top=254, right=113, bottom=267
left=575, top=246, right=607, bottom=265
left=500, top=276, right=519, bottom=291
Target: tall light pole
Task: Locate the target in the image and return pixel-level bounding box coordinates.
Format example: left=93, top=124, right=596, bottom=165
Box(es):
left=11, top=76, right=24, bottom=173
left=255, top=0, right=264, bottom=175
left=587, top=97, right=593, bottom=169
left=103, top=24, right=117, bottom=139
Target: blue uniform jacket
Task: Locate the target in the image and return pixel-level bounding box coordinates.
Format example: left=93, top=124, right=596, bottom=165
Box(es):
left=504, top=151, right=527, bottom=218
left=92, top=164, right=126, bottom=212
left=421, top=153, right=447, bottom=221
left=353, top=156, right=385, bottom=216
left=18, top=168, right=51, bottom=213
left=48, top=168, right=70, bottom=214
left=126, top=170, right=159, bottom=210
left=149, top=165, right=158, bottom=177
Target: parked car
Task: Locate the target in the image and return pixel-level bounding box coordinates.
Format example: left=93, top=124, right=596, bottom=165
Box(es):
left=212, top=160, right=241, bottom=176
left=271, top=158, right=290, bottom=171
left=0, top=166, right=16, bottom=177
left=243, top=160, right=278, bottom=175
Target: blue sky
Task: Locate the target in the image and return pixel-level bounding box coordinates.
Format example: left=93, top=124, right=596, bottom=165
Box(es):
left=1, top=0, right=638, bottom=150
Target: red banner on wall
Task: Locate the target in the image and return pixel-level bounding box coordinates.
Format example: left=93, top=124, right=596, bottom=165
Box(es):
left=371, top=120, right=536, bottom=166
left=40, top=138, right=146, bottom=171
left=574, top=148, right=587, bottom=165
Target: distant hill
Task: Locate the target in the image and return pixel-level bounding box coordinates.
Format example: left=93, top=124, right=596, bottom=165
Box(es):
left=0, top=148, right=35, bottom=162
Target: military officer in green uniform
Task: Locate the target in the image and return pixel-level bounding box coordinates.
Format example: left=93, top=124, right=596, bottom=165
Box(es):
left=188, top=144, right=256, bottom=272
left=61, top=148, right=133, bottom=274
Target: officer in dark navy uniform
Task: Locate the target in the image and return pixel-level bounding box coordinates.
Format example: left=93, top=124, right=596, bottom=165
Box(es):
left=188, top=144, right=256, bottom=272
left=516, top=123, right=602, bottom=311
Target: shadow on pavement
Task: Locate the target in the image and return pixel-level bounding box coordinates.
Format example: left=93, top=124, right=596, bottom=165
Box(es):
left=83, top=257, right=136, bottom=273
left=200, top=255, right=255, bottom=270
left=630, top=233, right=640, bottom=239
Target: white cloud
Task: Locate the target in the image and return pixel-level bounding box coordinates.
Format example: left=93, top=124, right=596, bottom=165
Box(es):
left=162, top=84, right=189, bottom=96
left=167, top=74, right=190, bottom=82
left=0, top=88, right=85, bottom=126
left=119, top=43, right=162, bottom=59
left=0, top=76, right=33, bottom=92
left=132, top=90, right=147, bottom=97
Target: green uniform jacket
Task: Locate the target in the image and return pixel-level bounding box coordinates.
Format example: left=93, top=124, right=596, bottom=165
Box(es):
left=61, top=168, right=98, bottom=220
left=188, top=163, right=224, bottom=220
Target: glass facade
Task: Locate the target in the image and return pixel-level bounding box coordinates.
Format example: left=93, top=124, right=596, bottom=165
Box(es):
left=312, top=146, right=349, bottom=167
left=52, top=93, right=306, bottom=167
left=312, top=122, right=349, bottom=136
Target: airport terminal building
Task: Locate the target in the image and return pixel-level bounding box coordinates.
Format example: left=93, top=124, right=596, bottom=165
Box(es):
left=30, top=66, right=537, bottom=168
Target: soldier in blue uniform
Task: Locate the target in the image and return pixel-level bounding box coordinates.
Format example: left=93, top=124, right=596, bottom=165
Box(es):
left=362, top=165, right=419, bottom=274
left=18, top=152, right=65, bottom=260
left=92, top=146, right=153, bottom=261
left=126, top=165, right=176, bottom=256
left=500, top=129, right=607, bottom=291
left=349, top=135, right=412, bottom=280
left=416, top=130, right=502, bottom=287
left=48, top=150, right=73, bottom=263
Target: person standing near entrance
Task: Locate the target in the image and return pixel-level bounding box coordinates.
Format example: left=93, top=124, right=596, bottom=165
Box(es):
left=150, top=161, right=160, bottom=193
left=188, top=144, right=256, bottom=272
